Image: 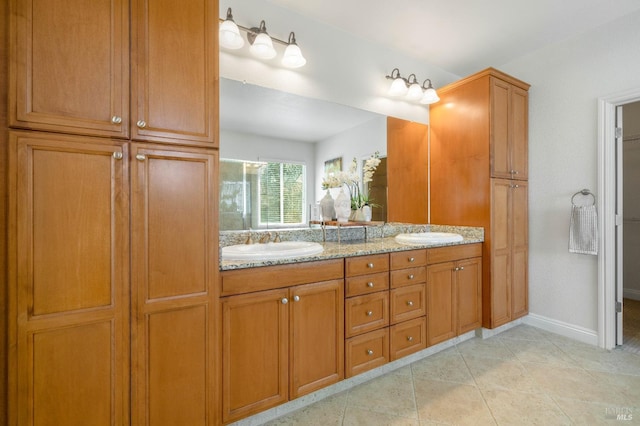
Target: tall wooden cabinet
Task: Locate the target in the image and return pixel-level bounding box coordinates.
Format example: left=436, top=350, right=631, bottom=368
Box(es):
left=430, top=68, right=529, bottom=329
left=7, top=0, right=220, bottom=424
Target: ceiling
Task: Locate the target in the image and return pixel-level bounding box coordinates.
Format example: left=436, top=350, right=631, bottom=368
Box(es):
left=269, top=0, right=640, bottom=76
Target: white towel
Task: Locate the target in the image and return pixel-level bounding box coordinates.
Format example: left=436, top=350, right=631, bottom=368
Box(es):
left=569, top=204, right=598, bottom=255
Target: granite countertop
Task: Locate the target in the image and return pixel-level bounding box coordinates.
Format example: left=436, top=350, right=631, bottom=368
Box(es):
left=220, top=223, right=484, bottom=271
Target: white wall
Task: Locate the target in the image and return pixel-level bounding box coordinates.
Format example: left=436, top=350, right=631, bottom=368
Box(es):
left=218, top=0, right=458, bottom=125
left=500, top=11, right=640, bottom=333
left=314, top=116, right=387, bottom=203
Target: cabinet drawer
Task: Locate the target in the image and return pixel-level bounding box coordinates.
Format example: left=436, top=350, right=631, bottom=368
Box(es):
left=390, top=317, right=426, bottom=361
left=390, top=266, right=426, bottom=288
left=345, top=292, right=389, bottom=338
left=390, top=249, right=427, bottom=270
left=345, top=253, right=389, bottom=277
left=390, top=284, right=426, bottom=324
left=345, top=272, right=389, bottom=297
left=428, top=243, right=482, bottom=264
left=345, top=328, right=389, bottom=378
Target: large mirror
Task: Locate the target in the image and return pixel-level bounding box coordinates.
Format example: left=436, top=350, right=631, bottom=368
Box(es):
left=219, top=78, right=388, bottom=231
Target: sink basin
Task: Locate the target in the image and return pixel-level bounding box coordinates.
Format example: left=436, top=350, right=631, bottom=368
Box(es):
left=395, top=232, right=464, bottom=245
left=222, top=241, right=324, bottom=261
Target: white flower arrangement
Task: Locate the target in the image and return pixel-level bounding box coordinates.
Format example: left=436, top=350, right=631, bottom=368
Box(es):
left=321, top=152, right=381, bottom=209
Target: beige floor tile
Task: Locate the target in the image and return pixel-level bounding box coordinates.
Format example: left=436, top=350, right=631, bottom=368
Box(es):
left=411, top=349, right=475, bottom=385
left=347, top=372, right=417, bottom=419
left=561, top=345, right=640, bottom=376
left=586, top=370, right=640, bottom=408
left=496, top=324, right=547, bottom=341
left=342, top=406, right=420, bottom=425
left=264, top=392, right=347, bottom=425
left=464, top=354, right=540, bottom=393
left=553, top=396, right=636, bottom=425
left=456, top=337, right=514, bottom=360
left=413, top=378, right=496, bottom=425
left=482, top=389, right=571, bottom=425
left=501, top=338, right=576, bottom=367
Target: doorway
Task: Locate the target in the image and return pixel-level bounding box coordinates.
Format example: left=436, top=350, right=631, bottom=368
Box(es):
left=598, top=88, right=640, bottom=350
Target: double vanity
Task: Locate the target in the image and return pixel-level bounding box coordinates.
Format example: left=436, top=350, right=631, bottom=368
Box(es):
left=219, top=223, right=483, bottom=424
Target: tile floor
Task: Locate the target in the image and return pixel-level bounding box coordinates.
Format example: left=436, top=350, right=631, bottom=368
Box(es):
left=265, top=325, right=640, bottom=425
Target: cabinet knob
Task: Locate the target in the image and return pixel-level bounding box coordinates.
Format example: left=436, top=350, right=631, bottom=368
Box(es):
left=407, top=336, right=414, bottom=342
left=407, top=300, right=414, bottom=307
left=281, top=298, right=288, bottom=304
left=367, top=262, right=374, bottom=268
left=366, top=310, right=373, bottom=317
left=510, top=170, right=519, bottom=175
left=454, top=267, right=460, bottom=271
left=136, top=154, right=146, bottom=161
left=112, top=152, right=123, bottom=160
left=136, top=120, right=147, bottom=128
left=366, top=349, right=374, bottom=356
left=293, top=295, right=300, bottom=302
left=409, top=257, right=415, bottom=262
left=460, top=266, right=464, bottom=271
left=367, top=282, right=374, bottom=288
left=408, top=274, right=414, bottom=280
left=111, top=115, right=122, bottom=124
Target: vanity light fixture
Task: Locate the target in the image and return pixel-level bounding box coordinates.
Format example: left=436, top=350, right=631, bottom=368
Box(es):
left=385, top=68, right=440, bottom=105
left=219, top=7, right=307, bottom=68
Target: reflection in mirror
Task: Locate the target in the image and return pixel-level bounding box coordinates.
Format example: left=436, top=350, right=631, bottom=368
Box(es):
left=219, top=78, right=388, bottom=230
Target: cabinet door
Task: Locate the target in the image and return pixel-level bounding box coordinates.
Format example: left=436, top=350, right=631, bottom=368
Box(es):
left=290, top=280, right=344, bottom=398
left=510, top=87, right=528, bottom=180
left=131, top=0, right=218, bottom=146
left=221, top=289, right=289, bottom=424
left=488, top=179, right=512, bottom=328
left=131, top=144, right=219, bottom=425
left=456, top=257, right=483, bottom=334
left=511, top=182, right=529, bottom=318
left=490, top=77, right=511, bottom=179
left=10, top=0, right=129, bottom=137
left=9, top=132, right=129, bottom=425
left=426, top=262, right=457, bottom=346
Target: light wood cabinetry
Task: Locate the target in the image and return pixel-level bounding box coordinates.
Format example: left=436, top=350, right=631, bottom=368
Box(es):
left=8, top=131, right=130, bottom=425
left=426, top=244, right=482, bottom=346
left=430, top=68, right=529, bottom=329
left=10, top=0, right=217, bottom=146
left=221, top=260, right=344, bottom=424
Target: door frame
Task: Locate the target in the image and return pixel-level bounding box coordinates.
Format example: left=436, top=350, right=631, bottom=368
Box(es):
left=597, top=87, right=640, bottom=349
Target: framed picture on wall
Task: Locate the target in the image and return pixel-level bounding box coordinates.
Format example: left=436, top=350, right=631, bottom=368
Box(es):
left=324, top=157, right=342, bottom=175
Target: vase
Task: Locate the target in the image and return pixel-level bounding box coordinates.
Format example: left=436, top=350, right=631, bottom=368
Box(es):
left=319, top=190, right=334, bottom=222
left=334, top=188, right=351, bottom=223
left=349, top=208, right=366, bottom=221
left=362, top=204, right=372, bottom=221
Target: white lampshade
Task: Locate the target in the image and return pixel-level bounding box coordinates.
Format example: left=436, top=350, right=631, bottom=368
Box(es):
left=406, top=82, right=423, bottom=101
left=420, top=87, right=440, bottom=104
left=250, top=33, right=276, bottom=59
left=388, top=77, right=408, bottom=97
left=219, top=19, right=244, bottom=50
left=282, top=43, right=306, bottom=68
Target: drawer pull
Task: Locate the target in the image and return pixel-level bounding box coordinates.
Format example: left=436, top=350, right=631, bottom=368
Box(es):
left=407, top=300, right=414, bottom=307
left=281, top=298, right=288, bottom=304
left=409, top=257, right=415, bottom=262
left=366, top=349, right=374, bottom=356
left=407, top=336, right=414, bottom=342
left=408, top=274, right=414, bottom=280
left=367, top=262, right=374, bottom=268
left=293, top=295, right=300, bottom=302
left=367, top=282, right=374, bottom=288
left=366, top=311, right=373, bottom=317
left=112, top=152, right=123, bottom=160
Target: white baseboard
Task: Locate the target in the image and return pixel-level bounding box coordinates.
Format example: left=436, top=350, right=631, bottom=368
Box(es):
left=623, top=288, right=640, bottom=301
left=523, top=313, right=598, bottom=346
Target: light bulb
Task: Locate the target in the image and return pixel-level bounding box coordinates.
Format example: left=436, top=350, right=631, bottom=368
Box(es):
left=406, top=82, right=423, bottom=101
left=250, top=32, right=276, bottom=59
left=420, top=87, right=440, bottom=104
left=282, top=43, right=306, bottom=68
left=388, top=77, right=408, bottom=97
left=219, top=19, right=244, bottom=50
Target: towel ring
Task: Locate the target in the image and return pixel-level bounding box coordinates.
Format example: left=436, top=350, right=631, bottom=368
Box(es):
left=571, top=189, right=596, bottom=206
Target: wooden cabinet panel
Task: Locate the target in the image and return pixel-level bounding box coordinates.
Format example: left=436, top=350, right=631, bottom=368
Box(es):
left=390, top=266, right=426, bottom=288
left=290, top=280, right=344, bottom=398
left=390, top=317, right=426, bottom=361
left=345, top=292, right=389, bottom=338
left=345, top=253, right=390, bottom=276
left=9, top=131, right=129, bottom=425
left=428, top=244, right=483, bottom=264
left=10, top=0, right=129, bottom=137
left=510, top=87, right=529, bottom=180
left=457, top=258, right=482, bottom=334
left=426, top=262, right=457, bottom=346
left=222, top=289, right=289, bottom=424
left=345, top=272, right=389, bottom=297
left=131, top=144, right=219, bottom=425
left=490, top=78, right=510, bottom=178
left=512, top=182, right=528, bottom=319
left=131, top=0, right=217, bottom=146
left=390, top=249, right=427, bottom=269
left=390, top=284, right=426, bottom=324
left=345, top=328, right=389, bottom=378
